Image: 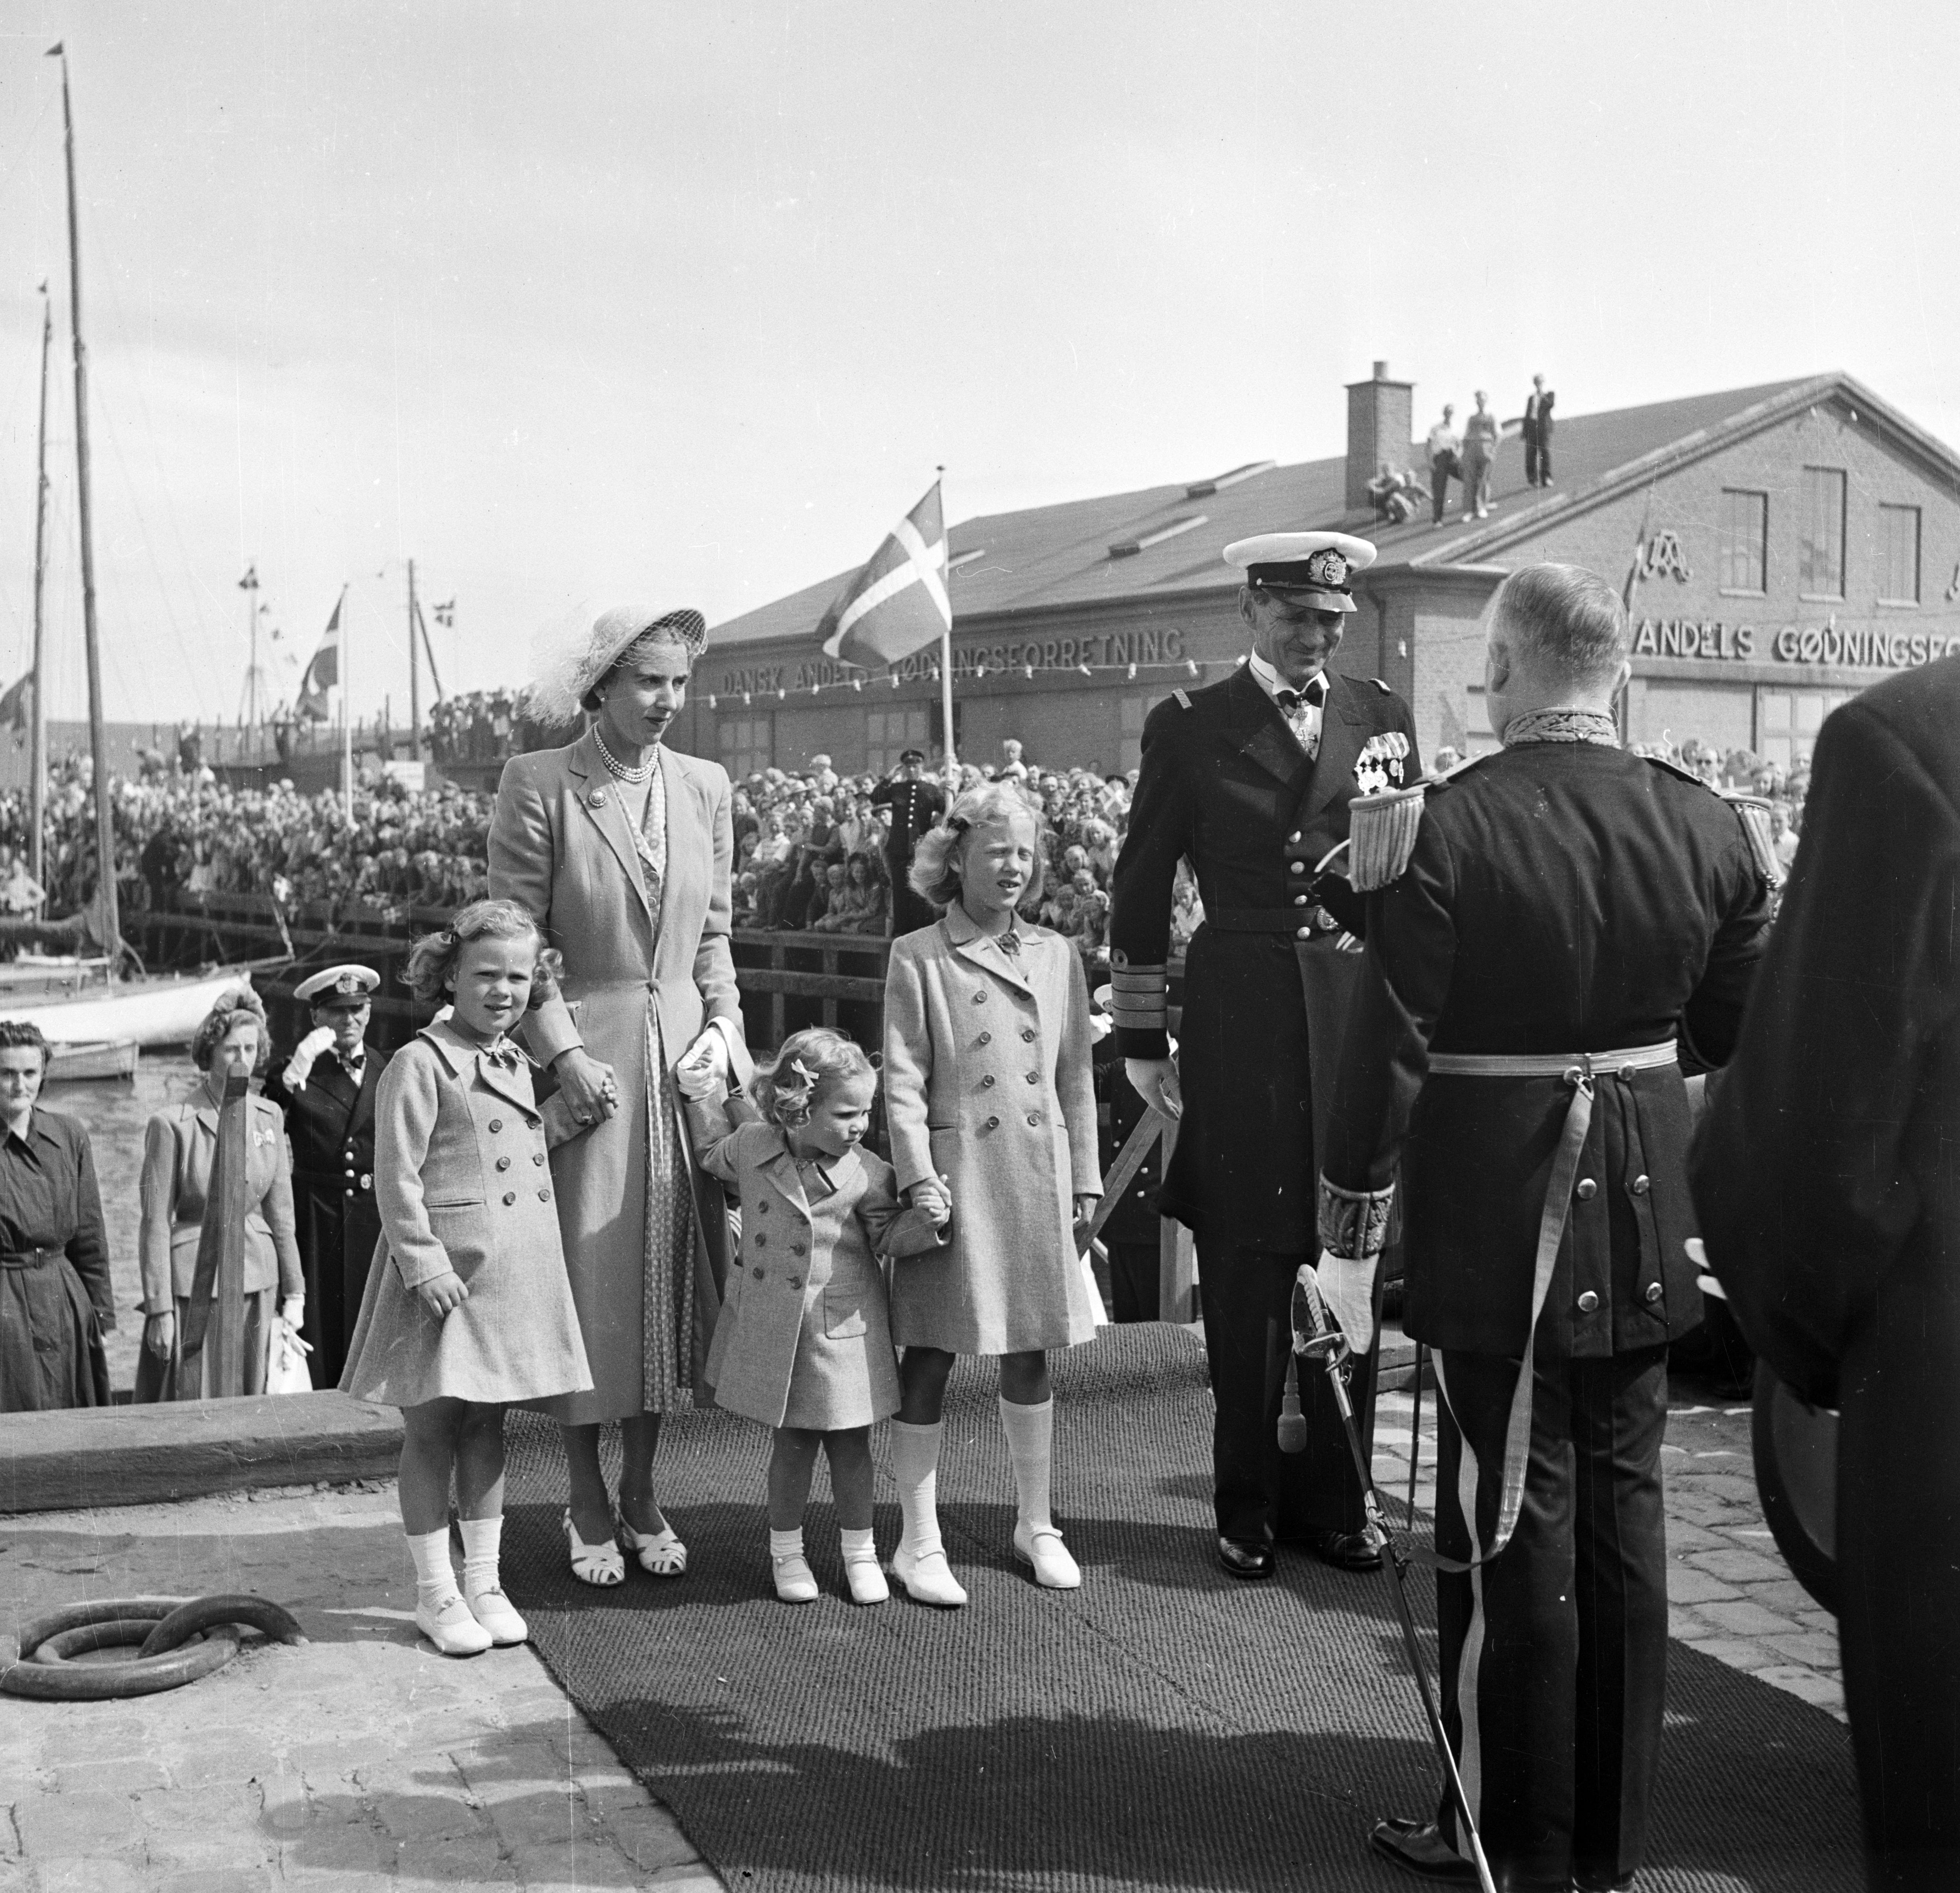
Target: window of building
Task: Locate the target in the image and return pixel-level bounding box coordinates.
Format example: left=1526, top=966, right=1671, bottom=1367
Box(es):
left=866, top=707, right=930, bottom=775
left=1756, top=686, right=1856, bottom=773
left=1799, top=467, right=1846, bottom=598
left=1719, top=489, right=1768, bottom=594
left=1878, top=504, right=1921, bottom=605
left=717, top=714, right=772, bottom=779
left=1118, top=690, right=1156, bottom=773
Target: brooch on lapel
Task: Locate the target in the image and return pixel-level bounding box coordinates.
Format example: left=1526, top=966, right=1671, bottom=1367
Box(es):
left=1353, top=730, right=1411, bottom=796
left=588, top=788, right=608, bottom=809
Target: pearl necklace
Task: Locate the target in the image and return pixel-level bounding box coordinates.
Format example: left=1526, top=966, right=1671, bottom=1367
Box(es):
left=592, top=724, right=656, bottom=784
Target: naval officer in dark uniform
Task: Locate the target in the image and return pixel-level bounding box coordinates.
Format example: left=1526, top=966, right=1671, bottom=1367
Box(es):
left=1317, top=563, right=1770, bottom=1891
left=1109, top=529, right=1419, bottom=1579
left=261, top=963, right=391, bottom=1386
left=1693, top=655, right=1960, bottom=1893
left=871, top=747, right=946, bottom=935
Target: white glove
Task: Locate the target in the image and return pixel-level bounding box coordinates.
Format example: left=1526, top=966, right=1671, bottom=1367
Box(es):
left=278, top=1295, right=307, bottom=1332
left=674, top=1057, right=721, bottom=1102
left=282, top=1026, right=336, bottom=1093
left=1311, top=1251, right=1379, bottom=1355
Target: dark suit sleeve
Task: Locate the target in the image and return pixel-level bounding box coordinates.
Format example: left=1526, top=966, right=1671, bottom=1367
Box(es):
left=1108, top=698, right=1193, bottom=1060
left=1682, top=817, right=1771, bottom=1066
left=1691, top=700, right=1960, bottom=1403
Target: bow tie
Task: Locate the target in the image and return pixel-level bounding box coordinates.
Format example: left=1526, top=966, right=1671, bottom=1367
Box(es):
left=338, top=1050, right=365, bottom=1074
left=481, top=1042, right=523, bottom=1072
left=1274, top=676, right=1328, bottom=713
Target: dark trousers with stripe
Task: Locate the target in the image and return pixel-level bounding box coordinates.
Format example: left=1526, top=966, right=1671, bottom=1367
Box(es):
left=1197, top=1242, right=1375, bottom=1543
left=1431, top=1344, right=1669, bottom=1890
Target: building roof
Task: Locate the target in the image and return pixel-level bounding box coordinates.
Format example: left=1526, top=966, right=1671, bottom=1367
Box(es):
left=710, top=373, right=1955, bottom=651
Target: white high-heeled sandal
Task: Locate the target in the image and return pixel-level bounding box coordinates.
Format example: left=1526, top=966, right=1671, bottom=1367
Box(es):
left=563, top=1508, right=625, bottom=1587
left=618, top=1507, right=688, bottom=1577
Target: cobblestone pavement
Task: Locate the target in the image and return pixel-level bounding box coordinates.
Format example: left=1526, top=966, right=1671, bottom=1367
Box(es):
left=0, top=1483, right=719, bottom=1891
left=1371, top=1372, right=1845, bottom=1722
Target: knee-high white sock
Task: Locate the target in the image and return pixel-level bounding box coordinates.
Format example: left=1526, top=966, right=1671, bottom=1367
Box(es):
left=457, top=1515, right=503, bottom=1598
left=406, top=1525, right=458, bottom=1610
left=890, top=1419, right=945, bottom=1559
left=1000, top=1396, right=1054, bottom=1532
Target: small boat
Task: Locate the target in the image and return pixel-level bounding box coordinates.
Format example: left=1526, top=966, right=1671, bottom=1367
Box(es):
left=1, top=967, right=271, bottom=1050
left=0, top=954, right=116, bottom=1001
left=44, top=1038, right=139, bottom=1083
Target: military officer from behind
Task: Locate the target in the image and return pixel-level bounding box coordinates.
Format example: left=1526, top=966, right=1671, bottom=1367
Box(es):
left=1109, top=530, right=1419, bottom=1580
left=871, top=747, right=947, bottom=935
left=262, top=964, right=392, bottom=1386
left=1316, top=564, right=1770, bottom=1891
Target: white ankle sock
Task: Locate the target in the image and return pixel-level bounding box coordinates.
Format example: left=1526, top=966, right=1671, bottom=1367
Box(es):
left=457, top=1515, right=503, bottom=1597
left=839, top=1526, right=878, bottom=1566
left=890, top=1419, right=945, bottom=1559
left=768, top=1526, right=805, bottom=1562
left=1000, top=1395, right=1054, bottom=1532
left=406, top=1525, right=458, bottom=1610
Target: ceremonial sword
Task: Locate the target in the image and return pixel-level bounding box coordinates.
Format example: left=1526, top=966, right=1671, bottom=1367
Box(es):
left=1285, top=1266, right=1497, bottom=1893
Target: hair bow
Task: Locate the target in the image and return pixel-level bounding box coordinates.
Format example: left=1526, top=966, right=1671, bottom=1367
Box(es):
left=789, top=1057, right=818, bottom=1085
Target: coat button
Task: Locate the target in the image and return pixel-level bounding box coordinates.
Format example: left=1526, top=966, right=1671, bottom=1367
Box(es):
left=533, top=1152, right=545, bottom=1165
left=1022, top=1029, right=1036, bottom=1042
left=1027, top=1113, right=1040, bottom=1126
left=1026, top=1072, right=1039, bottom=1084
left=489, top=1119, right=503, bottom=1132
left=1577, top=1290, right=1600, bottom=1312
left=496, top=1156, right=511, bottom=1171
left=986, top=1115, right=1000, bottom=1129
left=539, top=1187, right=552, bottom=1202
left=1289, top=861, right=1305, bottom=874
left=1630, top=1174, right=1651, bottom=1196
left=978, top=1032, right=991, bottom=1045
left=753, top=1266, right=765, bottom=1280
left=1575, top=1179, right=1597, bottom=1200
left=791, top=1242, right=806, bottom=1256
left=503, top=1191, right=517, bottom=1206
left=973, top=992, right=987, bottom=1004
left=755, top=1233, right=767, bottom=1247
left=788, top=1276, right=803, bottom=1289
left=1646, top=1282, right=1664, bottom=1303
left=982, top=1074, right=996, bottom=1087
left=758, top=1199, right=770, bottom=1212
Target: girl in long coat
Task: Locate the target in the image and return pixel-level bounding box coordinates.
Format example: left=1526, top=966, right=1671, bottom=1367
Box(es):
left=490, top=605, right=753, bottom=1587
left=682, top=1029, right=947, bottom=1606
left=882, top=784, right=1103, bottom=1607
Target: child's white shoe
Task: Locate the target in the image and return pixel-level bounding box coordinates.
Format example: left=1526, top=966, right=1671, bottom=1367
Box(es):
left=843, top=1553, right=890, bottom=1606
left=1013, top=1521, right=1082, bottom=1590
left=892, top=1544, right=967, bottom=1607
left=772, top=1553, right=820, bottom=1604
left=416, top=1591, right=493, bottom=1656
left=465, top=1585, right=529, bottom=1645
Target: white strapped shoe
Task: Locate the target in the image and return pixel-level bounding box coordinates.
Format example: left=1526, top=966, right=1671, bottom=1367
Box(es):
left=563, top=1509, right=625, bottom=1587
left=892, top=1544, right=968, bottom=1608
left=416, top=1591, right=493, bottom=1657
left=772, top=1553, right=820, bottom=1604
left=618, top=1511, right=688, bottom=1578
left=465, top=1585, right=529, bottom=1646
left=1013, top=1521, right=1082, bottom=1590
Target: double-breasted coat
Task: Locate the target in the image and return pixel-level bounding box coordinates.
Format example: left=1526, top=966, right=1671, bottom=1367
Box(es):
left=262, top=1043, right=391, bottom=1386
left=340, top=1019, right=592, bottom=1410
left=882, top=907, right=1102, bottom=1355
left=490, top=729, right=753, bottom=1421
left=686, top=1096, right=946, bottom=1430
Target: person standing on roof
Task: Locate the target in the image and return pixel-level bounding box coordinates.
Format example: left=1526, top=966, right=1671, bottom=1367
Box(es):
left=1425, top=405, right=1461, bottom=527
left=1522, top=374, right=1556, bottom=487
left=1461, top=391, right=1501, bottom=520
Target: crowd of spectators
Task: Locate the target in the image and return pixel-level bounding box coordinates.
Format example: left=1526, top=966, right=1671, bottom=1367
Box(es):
left=428, top=689, right=521, bottom=764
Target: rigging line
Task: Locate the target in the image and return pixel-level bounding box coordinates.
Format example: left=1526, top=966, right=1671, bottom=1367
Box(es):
left=0, top=90, right=57, bottom=217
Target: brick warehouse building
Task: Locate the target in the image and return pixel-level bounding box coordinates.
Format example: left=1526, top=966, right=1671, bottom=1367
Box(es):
left=667, top=365, right=1960, bottom=779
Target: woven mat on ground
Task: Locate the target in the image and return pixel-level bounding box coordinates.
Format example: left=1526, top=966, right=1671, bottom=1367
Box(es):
left=502, top=1323, right=1860, bottom=1893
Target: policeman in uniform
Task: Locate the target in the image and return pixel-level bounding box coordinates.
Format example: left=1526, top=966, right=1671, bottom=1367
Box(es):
left=1316, top=563, right=1770, bottom=1890
left=1109, top=529, right=1420, bottom=1579
left=1693, top=655, right=1960, bottom=1892
left=871, top=747, right=947, bottom=935
left=262, top=964, right=391, bottom=1386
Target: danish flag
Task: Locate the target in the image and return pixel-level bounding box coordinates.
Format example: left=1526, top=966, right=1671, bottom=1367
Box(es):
left=818, top=482, right=952, bottom=669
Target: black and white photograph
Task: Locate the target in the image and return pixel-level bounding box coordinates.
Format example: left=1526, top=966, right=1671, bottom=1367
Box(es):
left=0, top=4, right=1954, bottom=1890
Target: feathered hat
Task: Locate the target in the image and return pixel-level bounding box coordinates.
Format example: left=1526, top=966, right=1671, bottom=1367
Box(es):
left=524, top=604, right=708, bottom=726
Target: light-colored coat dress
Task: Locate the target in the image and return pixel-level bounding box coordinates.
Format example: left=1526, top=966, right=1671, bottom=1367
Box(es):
left=882, top=907, right=1103, bottom=1354
left=686, top=1096, right=948, bottom=1430
left=490, top=730, right=753, bottom=1422
left=134, top=1092, right=303, bottom=1401
left=340, top=1020, right=592, bottom=1410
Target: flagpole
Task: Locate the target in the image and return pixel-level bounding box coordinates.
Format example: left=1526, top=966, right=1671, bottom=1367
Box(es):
left=936, top=465, right=956, bottom=790
left=341, top=591, right=355, bottom=824
left=28, top=286, right=51, bottom=910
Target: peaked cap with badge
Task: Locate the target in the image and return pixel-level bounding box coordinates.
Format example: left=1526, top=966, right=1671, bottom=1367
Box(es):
left=1107, top=525, right=1419, bottom=1567
left=295, top=963, right=380, bottom=1008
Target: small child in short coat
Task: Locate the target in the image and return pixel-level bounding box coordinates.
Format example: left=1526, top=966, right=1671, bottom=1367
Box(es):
left=342, top=898, right=593, bottom=1656
left=881, top=782, right=1104, bottom=1608
left=682, top=1028, right=946, bottom=1606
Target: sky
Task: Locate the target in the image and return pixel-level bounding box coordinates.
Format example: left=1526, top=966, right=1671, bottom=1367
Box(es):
left=0, top=0, right=1954, bottom=727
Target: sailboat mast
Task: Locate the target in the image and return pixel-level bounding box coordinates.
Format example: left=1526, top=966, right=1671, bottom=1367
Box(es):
left=50, top=46, right=120, bottom=959
left=28, top=288, right=51, bottom=907
left=407, top=557, right=420, bottom=764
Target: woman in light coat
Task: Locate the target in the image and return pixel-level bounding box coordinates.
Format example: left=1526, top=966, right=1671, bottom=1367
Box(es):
left=490, top=605, right=753, bottom=1585
left=136, top=988, right=303, bottom=1401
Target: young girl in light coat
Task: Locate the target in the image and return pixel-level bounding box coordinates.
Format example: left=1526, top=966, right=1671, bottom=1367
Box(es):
left=682, top=1029, right=945, bottom=1605
left=881, top=783, right=1103, bottom=1607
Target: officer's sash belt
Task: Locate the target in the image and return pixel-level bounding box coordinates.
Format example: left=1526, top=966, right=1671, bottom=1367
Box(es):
left=1416, top=1040, right=1678, bottom=1573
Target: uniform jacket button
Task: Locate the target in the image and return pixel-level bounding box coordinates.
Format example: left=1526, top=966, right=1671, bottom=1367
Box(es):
left=986, top=1115, right=1000, bottom=1129
left=1289, top=861, right=1305, bottom=874
left=1294, top=894, right=1308, bottom=906
left=1297, top=927, right=1311, bottom=939
left=496, top=1156, right=511, bottom=1171
left=982, top=1074, right=996, bottom=1087
left=1577, top=1290, right=1600, bottom=1312
left=1645, top=1282, right=1664, bottom=1302
left=489, top=1118, right=503, bottom=1133
left=1575, top=1179, right=1597, bottom=1200
left=1289, top=830, right=1302, bottom=843
left=503, top=1191, right=517, bottom=1206
left=1630, top=1174, right=1651, bottom=1196
left=788, top=1276, right=803, bottom=1289
left=978, top=1031, right=991, bottom=1045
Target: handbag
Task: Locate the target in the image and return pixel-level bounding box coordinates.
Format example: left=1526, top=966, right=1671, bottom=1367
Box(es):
left=265, top=1317, right=314, bottom=1395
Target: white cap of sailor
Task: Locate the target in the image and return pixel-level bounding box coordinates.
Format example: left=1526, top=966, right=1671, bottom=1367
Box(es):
left=1222, top=531, right=1377, bottom=614
left=294, top=964, right=380, bottom=1010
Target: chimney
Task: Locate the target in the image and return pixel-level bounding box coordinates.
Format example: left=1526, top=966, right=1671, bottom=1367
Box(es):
left=1345, top=360, right=1414, bottom=513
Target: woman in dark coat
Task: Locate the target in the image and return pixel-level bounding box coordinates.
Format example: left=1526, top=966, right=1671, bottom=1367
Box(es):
left=0, top=1020, right=114, bottom=1411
